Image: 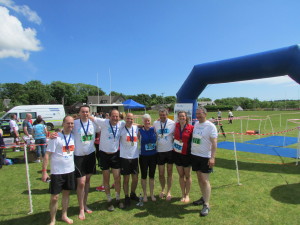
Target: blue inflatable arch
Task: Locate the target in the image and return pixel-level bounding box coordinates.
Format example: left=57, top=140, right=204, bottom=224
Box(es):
left=176, top=44, right=300, bottom=121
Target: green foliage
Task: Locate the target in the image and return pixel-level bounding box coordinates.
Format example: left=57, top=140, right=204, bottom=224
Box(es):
left=205, top=105, right=233, bottom=111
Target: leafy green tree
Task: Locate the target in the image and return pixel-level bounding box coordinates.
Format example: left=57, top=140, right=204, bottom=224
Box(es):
left=24, top=80, right=53, bottom=104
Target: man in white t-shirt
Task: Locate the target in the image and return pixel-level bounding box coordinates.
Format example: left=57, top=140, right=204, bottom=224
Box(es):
left=42, top=116, right=75, bottom=225
left=153, top=108, right=175, bottom=201
left=9, top=114, right=20, bottom=152
left=119, top=113, right=139, bottom=207
left=93, top=109, right=125, bottom=211
left=191, top=107, right=218, bottom=217
left=73, top=105, right=97, bottom=220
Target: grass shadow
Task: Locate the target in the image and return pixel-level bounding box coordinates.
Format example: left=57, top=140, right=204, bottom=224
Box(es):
left=0, top=201, right=106, bottom=225
left=270, top=183, right=300, bottom=204
left=132, top=197, right=199, bottom=219
left=216, top=158, right=299, bottom=175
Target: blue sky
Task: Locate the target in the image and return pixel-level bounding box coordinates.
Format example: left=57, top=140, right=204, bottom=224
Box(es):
left=0, top=0, right=299, bottom=101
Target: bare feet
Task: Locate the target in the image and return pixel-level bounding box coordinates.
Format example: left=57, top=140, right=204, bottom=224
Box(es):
left=78, top=210, right=85, bottom=220
left=62, top=216, right=73, bottom=224
left=143, top=196, right=148, bottom=202
left=50, top=220, right=56, bottom=225
left=184, top=195, right=190, bottom=203
left=151, top=195, right=157, bottom=201
left=180, top=197, right=185, bottom=202
left=166, top=193, right=172, bottom=201
left=159, top=192, right=165, bottom=199
left=84, top=207, right=93, bottom=214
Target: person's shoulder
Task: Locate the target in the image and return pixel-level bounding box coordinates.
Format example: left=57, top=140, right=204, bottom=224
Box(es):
left=168, top=119, right=175, bottom=124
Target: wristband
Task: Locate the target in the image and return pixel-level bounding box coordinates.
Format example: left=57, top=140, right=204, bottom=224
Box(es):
left=42, top=169, right=47, bottom=172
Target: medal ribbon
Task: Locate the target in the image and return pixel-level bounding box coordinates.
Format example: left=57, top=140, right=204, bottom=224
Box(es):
left=179, top=124, right=186, bottom=141
left=80, top=119, right=90, bottom=137
left=160, top=119, right=168, bottom=135
left=109, top=121, right=118, bottom=140
left=62, top=131, right=71, bottom=150
left=125, top=126, right=134, bottom=143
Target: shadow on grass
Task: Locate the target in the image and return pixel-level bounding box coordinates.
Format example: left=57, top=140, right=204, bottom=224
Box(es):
left=270, top=183, right=300, bottom=204
left=132, top=197, right=199, bottom=219
left=0, top=201, right=105, bottom=225
left=216, top=158, right=299, bottom=175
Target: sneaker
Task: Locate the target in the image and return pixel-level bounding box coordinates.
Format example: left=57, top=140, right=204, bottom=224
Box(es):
left=116, top=200, right=124, bottom=209
left=130, top=192, right=139, bottom=201
left=34, top=159, right=41, bottom=163
left=96, top=185, right=105, bottom=192
left=125, top=196, right=131, bottom=207
left=193, top=197, right=204, bottom=206
left=200, top=204, right=210, bottom=217
left=107, top=202, right=114, bottom=212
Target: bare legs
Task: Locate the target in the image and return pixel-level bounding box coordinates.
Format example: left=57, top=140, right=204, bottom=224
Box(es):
left=196, top=171, right=211, bottom=206
left=176, top=166, right=192, bottom=203
left=49, top=191, right=73, bottom=225
left=141, top=178, right=156, bottom=202
left=77, top=174, right=93, bottom=220
left=158, top=163, right=173, bottom=200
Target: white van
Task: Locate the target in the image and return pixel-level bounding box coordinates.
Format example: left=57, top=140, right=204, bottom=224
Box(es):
left=0, top=105, right=65, bottom=134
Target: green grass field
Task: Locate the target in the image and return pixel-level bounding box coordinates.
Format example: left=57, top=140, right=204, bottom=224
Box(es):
left=0, top=110, right=299, bottom=225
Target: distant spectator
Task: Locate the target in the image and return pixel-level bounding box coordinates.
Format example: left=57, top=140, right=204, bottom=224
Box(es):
left=217, top=109, right=222, bottom=120
left=33, top=115, right=46, bottom=125
left=33, top=117, right=48, bottom=163
left=23, top=113, right=33, bottom=144
left=9, top=114, right=20, bottom=152
left=228, top=110, right=234, bottom=124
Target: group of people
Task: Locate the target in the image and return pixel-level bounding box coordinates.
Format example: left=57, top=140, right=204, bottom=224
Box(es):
left=41, top=106, right=218, bottom=225
left=217, top=109, right=234, bottom=124
left=9, top=113, right=48, bottom=161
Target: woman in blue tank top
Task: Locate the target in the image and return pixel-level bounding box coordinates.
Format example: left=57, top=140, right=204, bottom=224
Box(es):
left=33, top=117, right=48, bottom=163
left=138, top=114, right=157, bottom=202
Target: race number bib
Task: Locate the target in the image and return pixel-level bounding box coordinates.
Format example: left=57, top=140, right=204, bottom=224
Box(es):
left=81, top=134, right=93, bottom=143
left=173, top=139, right=183, bottom=153
left=145, top=143, right=156, bottom=151
left=192, top=134, right=202, bottom=148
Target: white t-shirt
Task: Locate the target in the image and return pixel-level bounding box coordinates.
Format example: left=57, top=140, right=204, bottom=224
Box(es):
left=191, top=120, right=218, bottom=158
left=73, top=119, right=96, bottom=156
left=119, top=125, right=139, bottom=159
left=153, top=119, right=175, bottom=153
left=46, top=132, right=75, bottom=174
left=9, top=120, right=19, bottom=133
left=94, top=118, right=125, bottom=153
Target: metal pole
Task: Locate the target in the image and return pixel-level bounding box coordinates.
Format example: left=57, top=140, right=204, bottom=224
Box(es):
left=232, top=133, right=242, bottom=185
left=24, top=144, right=33, bottom=214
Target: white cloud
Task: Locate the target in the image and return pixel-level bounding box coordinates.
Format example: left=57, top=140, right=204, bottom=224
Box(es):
left=0, top=6, right=42, bottom=60
left=0, top=0, right=41, bottom=24
left=233, top=75, right=298, bottom=87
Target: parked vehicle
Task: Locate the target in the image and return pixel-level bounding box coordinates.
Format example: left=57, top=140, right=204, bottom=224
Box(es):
left=0, top=105, right=65, bottom=137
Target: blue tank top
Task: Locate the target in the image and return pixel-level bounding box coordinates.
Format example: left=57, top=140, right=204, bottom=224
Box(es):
left=139, top=127, right=157, bottom=156
left=33, top=124, right=46, bottom=139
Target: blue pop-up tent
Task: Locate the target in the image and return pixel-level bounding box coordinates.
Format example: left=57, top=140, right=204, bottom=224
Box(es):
left=122, top=99, right=146, bottom=112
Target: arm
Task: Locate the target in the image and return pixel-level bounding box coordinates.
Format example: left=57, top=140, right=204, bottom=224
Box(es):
left=208, top=137, right=217, bottom=168
left=41, top=151, right=51, bottom=182
left=23, top=125, right=29, bottom=136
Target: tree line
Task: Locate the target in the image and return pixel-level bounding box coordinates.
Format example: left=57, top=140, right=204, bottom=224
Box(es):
left=0, top=81, right=298, bottom=111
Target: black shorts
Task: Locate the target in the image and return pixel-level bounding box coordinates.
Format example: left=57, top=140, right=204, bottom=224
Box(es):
left=173, top=151, right=191, bottom=168
left=157, top=151, right=174, bottom=165
left=99, top=150, right=120, bottom=170
left=74, top=152, right=96, bottom=178
left=49, top=171, right=76, bottom=195
left=139, top=154, right=157, bottom=179
left=120, top=158, right=139, bottom=175
left=191, top=155, right=213, bottom=173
